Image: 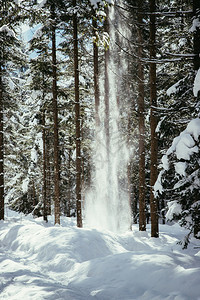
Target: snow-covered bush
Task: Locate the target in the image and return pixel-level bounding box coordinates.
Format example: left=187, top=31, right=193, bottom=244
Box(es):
left=154, top=118, right=200, bottom=247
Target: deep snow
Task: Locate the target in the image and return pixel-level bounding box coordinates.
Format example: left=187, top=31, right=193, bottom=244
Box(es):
left=0, top=210, right=200, bottom=300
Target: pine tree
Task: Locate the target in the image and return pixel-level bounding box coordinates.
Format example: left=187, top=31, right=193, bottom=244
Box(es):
left=0, top=0, right=25, bottom=219
left=154, top=0, right=200, bottom=247
left=156, top=0, right=193, bottom=151
left=73, top=0, right=82, bottom=228
left=155, top=118, right=200, bottom=246
left=28, top=0, right=69, bottom=224
left=149, top=0, right=159, bottom=237
left=51, top=2, right=60, bottom=225
left=137, top=0, right=146, bottom=232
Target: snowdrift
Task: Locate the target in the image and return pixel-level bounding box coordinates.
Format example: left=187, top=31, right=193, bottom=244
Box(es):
left=0, top=211, right=200, bottom=299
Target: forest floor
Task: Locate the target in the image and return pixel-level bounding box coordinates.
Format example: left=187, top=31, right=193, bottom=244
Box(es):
left=0, top=209, right=200, bottom=300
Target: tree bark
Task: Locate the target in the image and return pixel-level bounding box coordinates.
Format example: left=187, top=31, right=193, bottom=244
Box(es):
left=138, top=1, right=146, bottom=232
left=0, top=68, right=4, bottom=220
left=46, top=132, right=51, bottom=215
left=193, top=0, right=200, bottom=71
left=149, top=0, right=159, bottom=238
left=92, top=16, right=100, bottom=127
left=42, top=108, right=48, bottom=222
left=193, top=0, right=200, bottom=237
left=67, top=141, right=72, bottom=217
left=127, top=107, right=133, bottom=228
left=104, top=8, right=110, bottom=161
left=73, top=0, right=82, bottom=228
left=51, top=4, right=60, bottom=225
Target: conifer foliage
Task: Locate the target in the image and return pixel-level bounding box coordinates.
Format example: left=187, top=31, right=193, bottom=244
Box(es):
left=155, top=118, right=200, bottom=246
left=155, top=0, right=200, bottom=246
left=0, top=0, right=25, bottom=220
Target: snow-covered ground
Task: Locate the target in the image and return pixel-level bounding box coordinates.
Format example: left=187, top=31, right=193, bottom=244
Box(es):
left=0, top=210, right=200, bottom=300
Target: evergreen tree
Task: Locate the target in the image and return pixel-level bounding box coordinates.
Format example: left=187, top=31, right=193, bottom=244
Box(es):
left=154, top=0, right=200, bottom=247
left=155, top=118, right=200, bottom=247
left=28, top=0, right=70, bottom=224
left=73, top=0, right=82, bottom=228
left=0, top=0, right=25, bottom=219
left=149, top=0, right=159, bottom=238
left=137, top=0, right=146, bottom=231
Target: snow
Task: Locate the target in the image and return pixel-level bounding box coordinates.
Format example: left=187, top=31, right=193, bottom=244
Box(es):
left=190, top=18, right=200, bottom=32
left=32, top=26, right=44, bottom=40
left=186, top=118, right=200, bottom=141
left=166, top=79, right=182, bottom=96
left=166, top=201, right=182, bottom=221
left=36, top=132, right=43, bottom=153
left=31, top=148, right=38, bottom=163
left=90, top=0, right=102, bottom=9
left=193, top=68, right=200, bottom=97
left=22, top=177, right=29, bottom=194
left=175, top=133, right=198, bottom=160
left=161, top=154, right=169, bottom=171
left=175, top=162, right=186, bottom=176
left=153, top=170, right=164, bottom=196
left=0, top=210, right=200, bottom=300
left=89, top=0, right=113, bottom=9
left=0, top=25, right=15, bottom=38
left=155, top=116, right=165, bottom=133
left=157, top=118, right=200, bottom=177
left=36, top=0, right=47, bottom=8
left=155, top=117, right=200, bottom=194
left=167, top=130, right=199, bottom=161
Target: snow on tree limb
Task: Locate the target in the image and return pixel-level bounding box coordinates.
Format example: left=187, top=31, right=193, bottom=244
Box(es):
left=0, top=25, right=15, bottom=38
left=190, top=18, right=200, bottom=32
left=89, top=0, right=113, bottom=9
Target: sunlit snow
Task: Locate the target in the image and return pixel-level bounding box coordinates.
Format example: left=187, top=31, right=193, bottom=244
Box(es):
left=0, top=210, right=200, bottom=300
left=166, top=201, right=182, bottom=221
left=166, top=118, right=200, bottom=161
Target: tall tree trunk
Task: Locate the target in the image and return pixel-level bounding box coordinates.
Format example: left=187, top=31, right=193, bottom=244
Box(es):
left=46, top=133, right=51, bottom=215
left=73, top=0, right=82, bottom=228
left=51, top=4, right=60, bottom=225
left=0, top=68, right=4, bottom=220
left=92, top=16, right=100, bottom=127
left=67, top=141, right=72, bottom=217
left=149, top=0, right=159, bottom=238
left=104, top=8, right=112, bottom=215
left=42, top=108, right=48, bottom=222
left=127, top=107, right=132, bottom=228
left=193, top=0, right=200, bottom=237
left=193, top=0, right=200, bottom=71
left=138, top=1, right=146, bottom=232
left=104, top=8, right=110, bottom=161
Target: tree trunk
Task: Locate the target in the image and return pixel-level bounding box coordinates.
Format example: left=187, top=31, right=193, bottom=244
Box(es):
left=149, top=0, right=159, bottom=238
left=138, top=1, right=146, bottom=232
left=51, top=4, right=60, bottom=225
left=193, top=0, right=200, bottom=71
left=67, top=142, right=72, bottom=217
left=0, top=68, right=4, bottom=220
left=46, top=133, right=51, bottom=215
left=127, top=107, right=133, bottom=228
left=42, top=108, right=48, bottom=222
left=193, top=0, right=200, bottom=238
left=73, top=0, right=82, bottom=228
left=92, top=16, right=100, bottom=127
left=104, top=8, right=110, bottom=161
